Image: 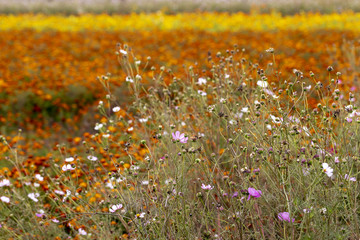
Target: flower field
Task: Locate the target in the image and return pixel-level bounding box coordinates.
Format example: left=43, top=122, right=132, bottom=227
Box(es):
left=0, top=12, right=360, bottom=239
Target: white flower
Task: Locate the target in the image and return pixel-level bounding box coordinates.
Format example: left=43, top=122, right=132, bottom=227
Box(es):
left=266, top=124, right=272, bottom=130
left=78, top=228, right=87, bottom=236
left=137, top=212, right=146, bottom=218
left=225, top=74, right=230, bottom=79
left=197, top=77, right=207, bottom=85
left=28, top=193, right=40, bottom=202
left=103, top=134, right=110, bottom=138
left=0, top=179, right=11, bottom=187
left=229, top=120, right=236, bottom=125
left=120, top=49, right=127, bottom=55
left=87, top=155, right=98, bottom=161
left=126, top=76, right=134, bottom=83
left=220, top=98, right=226, bottom=103
left=142, top=180, right=149, bottom=185
left=65, top=157, right=74, bottom=162
left=94, top=123, right=103, bottom=131
left=109, top=204, right=123, bottom=213
left=52, top=218, right=59, bottom=223
left=35, top=174, right=44, bottom=181
left=257, top=80, right=268, bottom=88
left=241, top=107, right=249, bottom=113
left=54, top=190, right=65, bottom=195
left=139, top=118, right=148, bottom=123
left=113, top=106, right=121, bottom=112
left=201, top=184, right=214, bottom=190
left=322, top=163, right=333, bottom=177
left=1, top=196, right=10, bottom=203
left=62, top=164, right=75, bottom=171
left=34, top=183, right=40, bottom=188
left=106, top=180, right=114, bottom=189
left=135, top=60, right=141, bottom=65
left=128, top=127, right=133, bottom=132
left=198, top=90, right=207, bottom=96
left=270, top=115, right=282, bottom=124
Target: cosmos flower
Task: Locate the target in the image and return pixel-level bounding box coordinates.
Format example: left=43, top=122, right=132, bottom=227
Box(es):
left=278, top=212, right=295, bottom=223
left=28, top=193, right=40, bottom=202
left=344, top=174, right=356, bottom=182
left=65, top=157, right=74, bottom=162
left=87, top=155, right=98, bottom=161
left=109, top=204, right=123, bottom=213
left=322, top=163, right=333, bottom=177
left=0, top=196, right=10, bottom=203
left=78, top=228, right=87, bottom=236
left=247, top=187, right=262, bottom=200
left=172, top=131, right=188, bottom=143
left=197, top=77, right=207, bottom=85
left=0, top=179, right=11, bottom=187
left=257, top=80, right=268, bottom=88
left=113, top=106, right=121, bottom=112
left=198, top=90, right=207, bottom=96
left=201, top=184, right=214, bottom=190
left=62, top=164, right=75, bottom=171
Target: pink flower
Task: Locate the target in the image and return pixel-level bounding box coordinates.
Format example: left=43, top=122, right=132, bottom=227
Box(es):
left=201, top=184, right=214, bottom=190
left=278, top=212, right=295, bottom=223
left=172, top=131, right=188, bottom=143
left=344, top=174, right=356, bottom=182
left=247, top=187, right=262, bottom=200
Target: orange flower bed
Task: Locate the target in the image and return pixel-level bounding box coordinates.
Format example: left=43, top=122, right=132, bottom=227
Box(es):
left=0, top=29, right=358, bottom=144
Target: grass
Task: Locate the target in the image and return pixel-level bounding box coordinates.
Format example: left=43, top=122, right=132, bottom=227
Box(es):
left=0, top=42, right=359, bottom=239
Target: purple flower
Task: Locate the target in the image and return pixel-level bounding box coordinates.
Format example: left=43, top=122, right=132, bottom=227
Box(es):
left=344, top=174, right=356, bottom=182
left=247, top=187, right=262, bottom=200
left=278, top=212, right=295, bottom=223
left=172, top=131, right=188, bottom=143
left=232, top=191, right=239, bottom=198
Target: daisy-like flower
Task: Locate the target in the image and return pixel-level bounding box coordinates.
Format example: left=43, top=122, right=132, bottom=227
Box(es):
left=172, top=131, right=188, bottom=143
left=247, top=187, right=262, bottom=200
left=1, top=196, right=10, bottom=203
left=52, top=218, right=59, bottom=223
left=65, top=157, right=74, bottom=162
left=241, top=107, right=249, bottom=113
left=257, top=80, right=268, bottom=88
left=28, top=193, right=40, bottom=202
left=136, top=212, right=146, bottom=218
left=54, top=190, right=65, bottom=195
left=87, top=155, right=98, bottom=161
left=197, top=77, right=207, bottom=85
left=139, top=118, right=148, bottom=123
left=109, top=204, right=123, bottom=213
left=62, top=164, right=75, bottom=172
left=94, top=123, right=103, bottom=131
left=322, top=163, right=333, bottom=177
left=113, top=106, right=121, bottom=112
left=128, top=127, right=134, bottom=132
left=102, top=134, right=110, bottom=138
left=120, top=49, right=127, bottom=55
left=198, top=90, right=207, bottom=96
left=278, top=212, right=295, bottom=223
left=141, top=180, right=149, bottom=185
left=78, top=228, right=87, bottom=236
left=0, top=179, right=11, bottom=187
left=126, top=76, right=134, bottom=83
left=35, top=174, right=44, bottom=181
left=35, top=209, right=45, bottom=218
left=270, top=114, right=282, bottom=124
left=201, top=184, right=214, bottom=190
